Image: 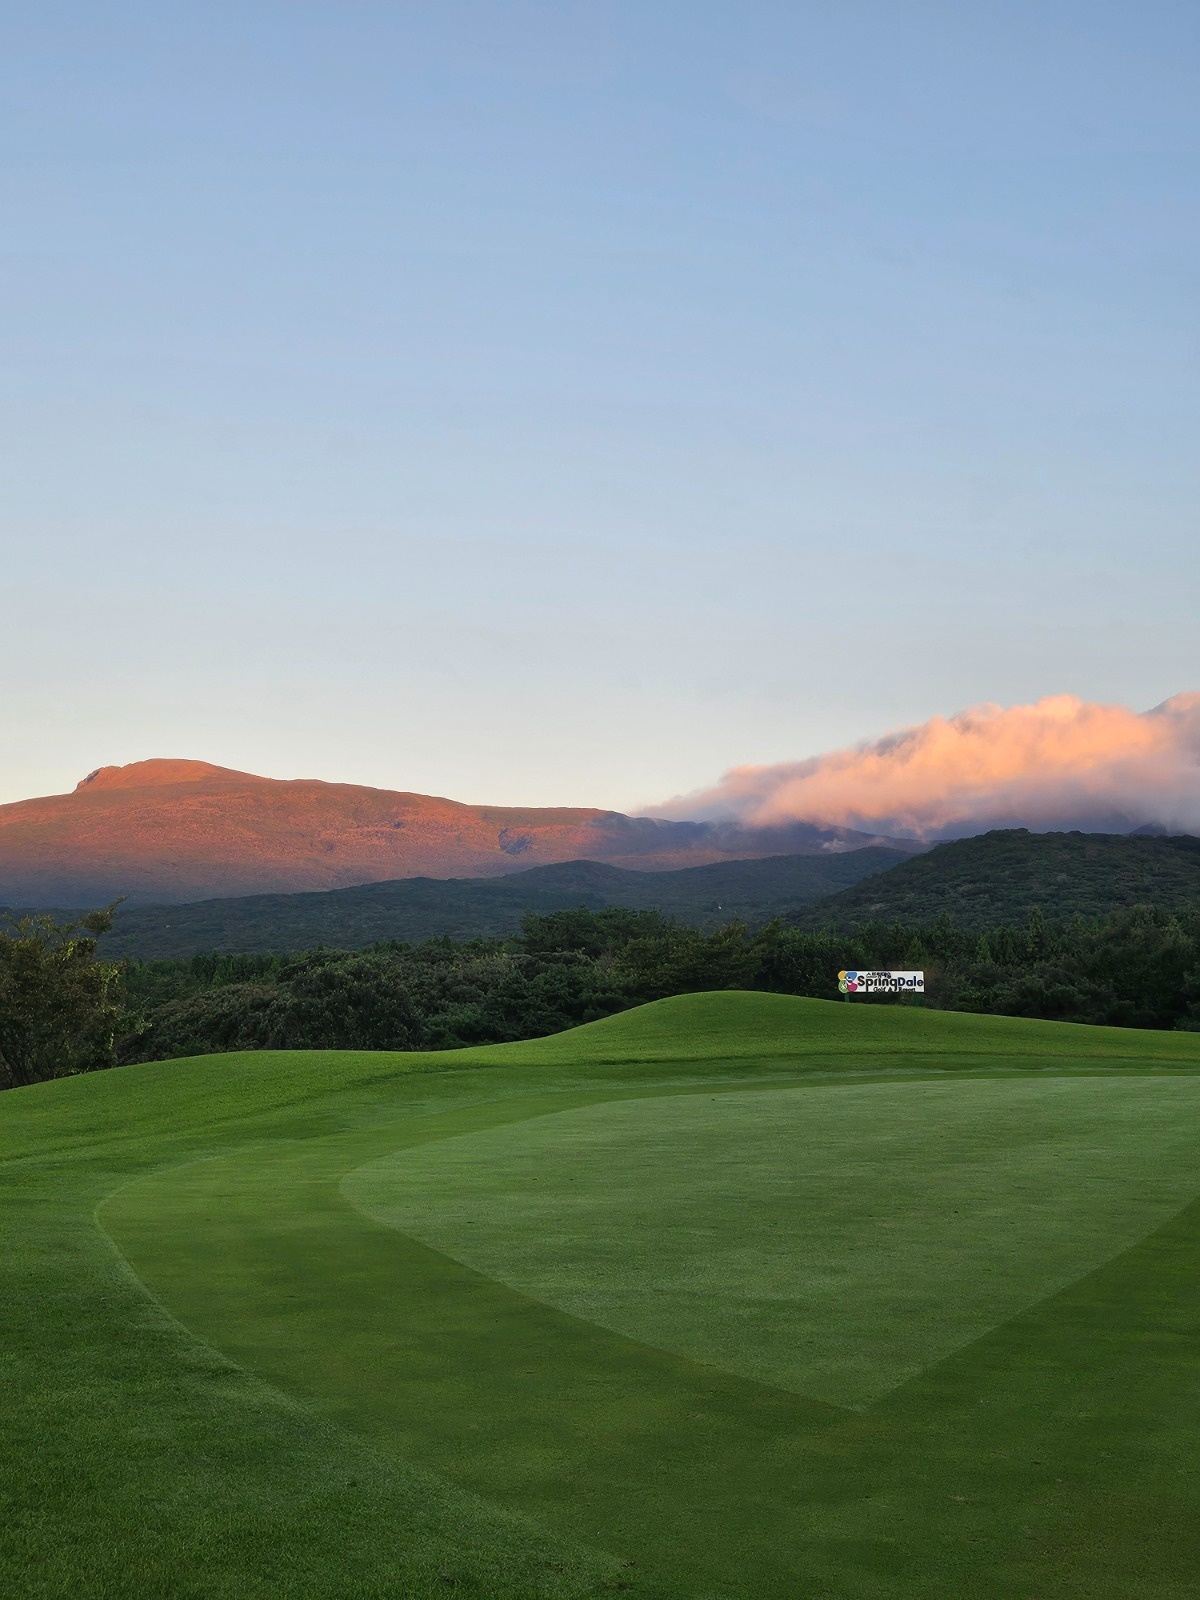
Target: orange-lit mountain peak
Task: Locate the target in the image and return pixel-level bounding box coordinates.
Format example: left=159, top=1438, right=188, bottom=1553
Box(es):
left=4, top=760, right=908, bottom=906
left=74, top=760, right=263, bottom=793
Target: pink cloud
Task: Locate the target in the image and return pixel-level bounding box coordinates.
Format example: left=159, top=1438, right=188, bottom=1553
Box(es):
left=659, top=693, right=1200, bottom=839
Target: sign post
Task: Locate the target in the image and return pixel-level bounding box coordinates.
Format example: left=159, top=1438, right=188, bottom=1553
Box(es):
left=838, top=970, right=925, bottom=998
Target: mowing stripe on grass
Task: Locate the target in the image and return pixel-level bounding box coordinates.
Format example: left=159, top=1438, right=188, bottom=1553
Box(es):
left=102, top=1070, right=1200, bottom=1599
left=342, top=1076, right=1200, bottom=1406
left=10, top=995, right=1200, bottom=1599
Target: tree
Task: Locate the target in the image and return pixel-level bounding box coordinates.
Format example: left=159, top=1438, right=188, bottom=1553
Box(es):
left=0, top=905, right=124, bottom=1090
left=519, top=906, right=671, bottom=959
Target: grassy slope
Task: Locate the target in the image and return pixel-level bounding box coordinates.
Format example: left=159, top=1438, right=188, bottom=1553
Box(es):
left=797, top=828, right=1200, bottom=931
left=93, top=849, right=909, bottom=959
left=4, top=995, right=1200, bottom=1599
left=465, top=988, right=1200, bottom=1064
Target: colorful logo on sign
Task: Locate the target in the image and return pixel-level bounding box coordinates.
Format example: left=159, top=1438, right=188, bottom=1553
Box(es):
left=838, top=969, right=925, bottom=995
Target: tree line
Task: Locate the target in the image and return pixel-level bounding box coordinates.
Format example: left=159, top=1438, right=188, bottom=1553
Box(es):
left=4, top=902, right=1200, bottom=1089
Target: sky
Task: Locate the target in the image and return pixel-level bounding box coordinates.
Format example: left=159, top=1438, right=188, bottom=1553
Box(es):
left=3, top=1, right=1198, bottom=814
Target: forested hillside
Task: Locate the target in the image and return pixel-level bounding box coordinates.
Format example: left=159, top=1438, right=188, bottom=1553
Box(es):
left=13, top=833, right=1200, bottom=1088
left=89, top=849, right=908, bottom=959
left=796, top=830, right=1200, bottom=931
left=119, top=902, right=1200, bottom=1065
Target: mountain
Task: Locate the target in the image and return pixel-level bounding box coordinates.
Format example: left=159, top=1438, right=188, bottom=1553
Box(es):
left=94, top=848, right=910, bottom=959
left=0, top=760, right=921, bottom=906
left=794, top=829, right=1200, bottom=933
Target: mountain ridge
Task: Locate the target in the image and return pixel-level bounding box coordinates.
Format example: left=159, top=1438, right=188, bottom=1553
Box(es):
left=0, top=759, right=921, bottom=906
left=791, top=828, right=1200, bottom=933
left=75, top=760, right=257, bottom=791
left=85, top=848, right=909, bottom=959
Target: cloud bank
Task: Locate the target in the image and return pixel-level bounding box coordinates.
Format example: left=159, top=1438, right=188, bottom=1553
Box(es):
left=661, top=694, right=1200, bottom=840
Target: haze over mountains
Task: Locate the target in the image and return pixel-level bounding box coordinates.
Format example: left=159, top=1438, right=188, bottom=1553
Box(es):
left=0, top=760, right=917, bottom=907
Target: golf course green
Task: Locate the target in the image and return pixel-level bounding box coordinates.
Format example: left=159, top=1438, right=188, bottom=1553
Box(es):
left=5, top=992, right=1200, bottom=1598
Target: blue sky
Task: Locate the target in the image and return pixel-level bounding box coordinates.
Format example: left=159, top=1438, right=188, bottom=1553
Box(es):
left=4, top=2, right=1198, bottom=809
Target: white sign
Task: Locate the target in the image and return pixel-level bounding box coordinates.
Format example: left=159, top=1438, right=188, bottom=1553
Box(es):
left=838, top=969, right=925, bottom=995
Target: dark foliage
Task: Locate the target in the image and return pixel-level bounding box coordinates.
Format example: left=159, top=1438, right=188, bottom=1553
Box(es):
left=0, top=905, right=125, bottom=1089
left=793, top=829, right=1200, bottom=932
left=116, top=903, right=1200, bottom=1066
left=90, top=849, right=909, bottom=960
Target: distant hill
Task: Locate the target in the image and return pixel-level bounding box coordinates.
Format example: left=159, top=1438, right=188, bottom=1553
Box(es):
left=795, top=829, right=1200, bottom=932
left=0, top=759, right=921, bottom=906
left=88, top=848, right=910, bottom=959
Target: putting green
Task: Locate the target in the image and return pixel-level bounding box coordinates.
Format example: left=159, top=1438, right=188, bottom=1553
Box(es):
left=342, top=1076, right=1200, bottom=1408
left=9, top=994, right=1200, bottom=1599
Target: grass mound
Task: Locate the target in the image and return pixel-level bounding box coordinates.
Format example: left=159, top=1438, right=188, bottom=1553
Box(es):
left=5, top=993, right=1200, bottom=1599
left=466, top=989, right=1200, bottom=1064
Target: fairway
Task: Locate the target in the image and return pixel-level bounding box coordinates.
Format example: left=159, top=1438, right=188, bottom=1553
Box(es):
left=6, top=994, right=1200, bottom=1599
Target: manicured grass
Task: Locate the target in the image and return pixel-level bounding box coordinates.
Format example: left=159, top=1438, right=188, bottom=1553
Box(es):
left=4, top=994, right=1200, bottom=1598
left=343, top=1077, right=1200, bottom=1406
left=455, top=987, right=1200, bottom=1065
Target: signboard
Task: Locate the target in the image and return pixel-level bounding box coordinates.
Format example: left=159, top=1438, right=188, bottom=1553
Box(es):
left=838, top=969, right=925, bottom=995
